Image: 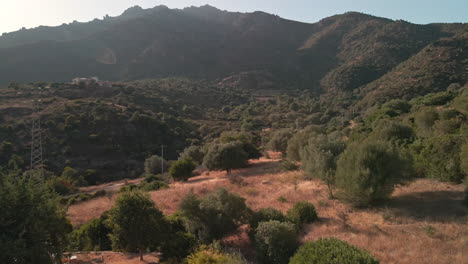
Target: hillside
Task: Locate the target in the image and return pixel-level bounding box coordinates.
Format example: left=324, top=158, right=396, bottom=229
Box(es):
left=0, top=5, right=466, bottom=98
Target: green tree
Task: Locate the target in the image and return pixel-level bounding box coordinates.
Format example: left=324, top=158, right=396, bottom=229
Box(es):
left=219, top=131, right=261, bottom=159
left=300, top=134, right=345, bottom=198
left=170, top=159, right=196, bottom=181
left=178, top=188, right=249, bottom=243
left=0, top=172, right=72, bottom=264
left=335, top=140, right=411, bottom=207
left=203, top=142, right=249, bottom=174
left=267, top=129, right=293, bottom=154
left=68, top=212, right=112, bottom=251
left=107, top=191, right=166, bottom=261
left=179, top=145, right=205, bottom=165
left=289, top=238, right=379, bottom=264
left=254, top=220, right=298, bottom=264
left=416, top=135, right=464, bottom=183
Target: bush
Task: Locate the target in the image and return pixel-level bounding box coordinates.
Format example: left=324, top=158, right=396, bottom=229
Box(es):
left=254, top=220, right=298, bottom=264
left=267, top=129, right=293, bottom=154
left=286, top=202, right=318, bottom=227
left=68, top=212, right=112, bottom=251
left=169, top=159, right=196, bottom=181
left=160, top=213, right=198, bottom=261
left=415, top=109, right=438, bottom=131
left=372, top=122, right=414, bottom=145
left=144, top=155, right=168, bottom=175
left=48, top=176, right=78, bottom=196
left=179, top=145, right=205, bottom=165
left=186, top=246, right=247, bottom=264
left=300, top=134, right=345, bottom=197
left=250, top=208, right=286, bottom=230
left=416, top=135, right=464, bottom=183
left=280, top=160, right=299, bottom=171
left=289, top=238, right=379, bottom=264
left=178, top=188, right=249, bottom=243
left=139, top=181, right=168, bottom=191
left=335, top=140, right=412, bottom=207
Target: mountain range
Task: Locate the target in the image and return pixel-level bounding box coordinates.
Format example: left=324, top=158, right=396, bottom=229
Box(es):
left=0, top=5, right=467, bottom=106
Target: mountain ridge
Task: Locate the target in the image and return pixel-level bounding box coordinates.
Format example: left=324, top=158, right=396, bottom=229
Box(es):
left=0, top=5, right=467, bottom=108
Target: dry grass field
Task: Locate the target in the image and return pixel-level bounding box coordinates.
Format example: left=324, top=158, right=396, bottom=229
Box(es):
left=67, top=157, right=468, bottom=264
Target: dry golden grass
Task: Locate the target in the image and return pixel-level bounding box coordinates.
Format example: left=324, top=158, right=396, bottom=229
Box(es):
left=67, top=157, right=468, bottom=264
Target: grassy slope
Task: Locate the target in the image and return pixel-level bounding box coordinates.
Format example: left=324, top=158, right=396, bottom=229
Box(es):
left=67, top=156, right=468, bottom=264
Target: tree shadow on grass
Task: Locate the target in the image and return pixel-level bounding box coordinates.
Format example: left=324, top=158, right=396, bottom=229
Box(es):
left=382, top=190, right=467, bottom=223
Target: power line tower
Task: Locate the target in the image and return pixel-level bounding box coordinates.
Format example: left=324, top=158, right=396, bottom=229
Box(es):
left=30, top=88, right=44, bottom=178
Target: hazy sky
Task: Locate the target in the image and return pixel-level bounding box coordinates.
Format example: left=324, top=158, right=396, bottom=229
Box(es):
left=1, top=0, right=467, bottom=34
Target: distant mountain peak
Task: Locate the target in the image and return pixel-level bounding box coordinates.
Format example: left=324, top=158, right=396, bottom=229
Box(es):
left=121, top=5, right=144, bottom=17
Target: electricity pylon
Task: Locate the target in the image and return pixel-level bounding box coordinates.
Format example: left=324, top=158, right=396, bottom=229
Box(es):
left=30, top=88, right=44, bottom=178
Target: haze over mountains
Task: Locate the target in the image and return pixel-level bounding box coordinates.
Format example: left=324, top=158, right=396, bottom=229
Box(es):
left=0, top=5, right=467, bottom=106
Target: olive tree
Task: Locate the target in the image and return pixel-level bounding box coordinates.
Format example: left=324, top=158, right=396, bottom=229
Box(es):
left=335, top=140, right=412, bottom=207
left=203, top=142, right=249, bottom=174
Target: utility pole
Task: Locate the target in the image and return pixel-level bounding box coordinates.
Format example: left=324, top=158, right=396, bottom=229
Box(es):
left=341, top=111, right=344, bottom=127
left=30, top=87, right=44, bottom=178
left=161, top=145, right=164, bottom=174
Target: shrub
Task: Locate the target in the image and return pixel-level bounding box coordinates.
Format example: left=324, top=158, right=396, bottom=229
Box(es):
left=178, top=188, right=249, bottom=243
left=414, top=109, right=438, bottom=131
left=335, top=140, right=412, bottom=207
left=300, top=134, right=345, bottom=197
left=254, top=221, right=298, bottom=264
left=416, top=135, right=464, bottom=183
left=48, top=176, right=78, bottom=195
left=289, top=238, right=379, bottom=264
left=169, top=159, right=196, bottom=181
left=139, top=181, right=168, bottom=191
left=160, top=213, right=198, bottom=261
left=186, top=246, right=247, bottom=264
left=203, top=142, right=249, bottom=174
left=61, top=166, right=86, bottom=186
left=68, top=212, right=112, bottom=251
left=280, top=160, right=299, bottom=171
left=179, top=145, right=205, bottom=165
left=250, top=208, right=286, bottom=230
left=372, top=122, right=414, bottom=145
left=286, top=202, right=318, bottom=227
left=267, top=129, right=294, bottom=154
left=144, top=155, right=168, bottom=175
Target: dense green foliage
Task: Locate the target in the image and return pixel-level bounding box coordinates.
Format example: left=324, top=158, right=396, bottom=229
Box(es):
left=300, top=134, right=345, bottom=197
left=68, top=212, right=112, bottom=251
left=186, top=245, right=248, bottom=264
left=254, top=220, right=298, bottom=264
left=169, top=158, right=196, bottom=181
left=335, top=141, right=412, bottom=207
left=160, top=213, right=198, bottom=261
left=203, top=142, right=249, bottom=174
left=286, top=201, right=318, bottom=227
left=178, top=189, right=250, bottom=243
left=144, top=155, right=168, bottom=176
left=0, top=172, right=72, bottom=264
left=289, top=238, right=379, bottom=264
left=107, top=191, right=166, bottom=259
left=180, top=145, right=205, bottom=165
